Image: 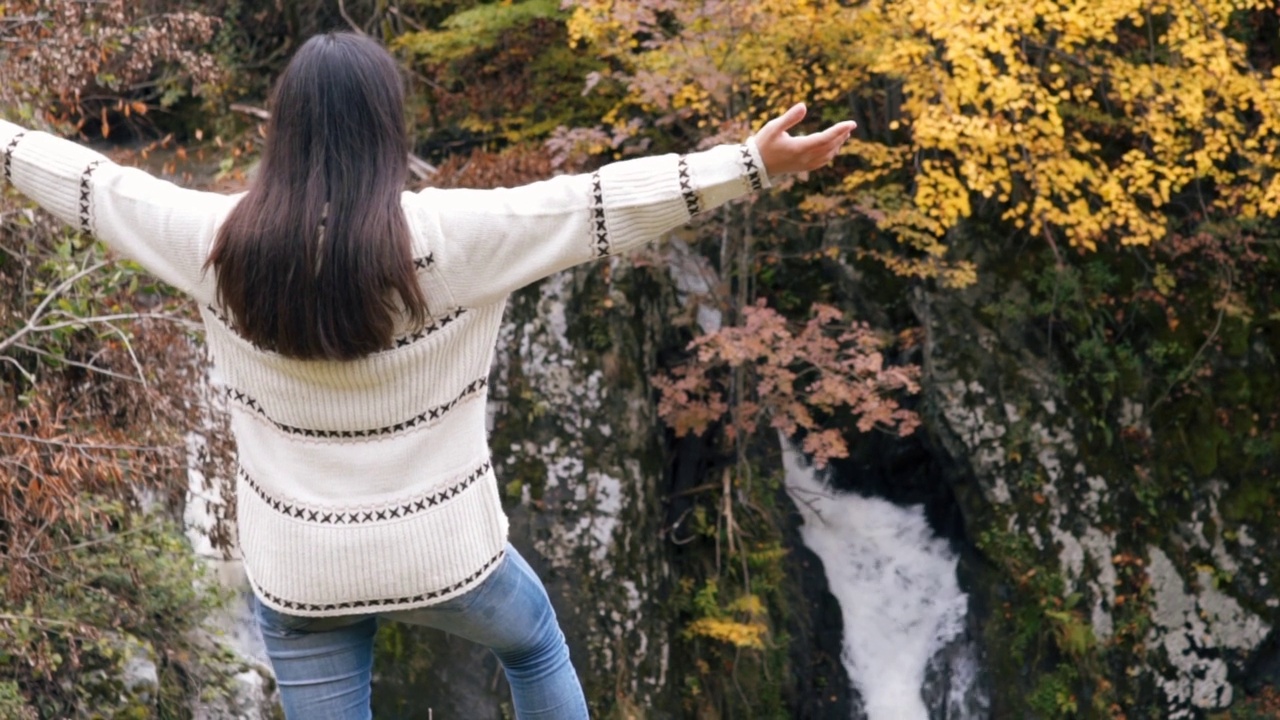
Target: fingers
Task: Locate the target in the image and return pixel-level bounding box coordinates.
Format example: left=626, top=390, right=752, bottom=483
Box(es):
left=799, top=120, right=856, bottom=153
left=793, top=120, right=856, bottom=170
left=812, top=120, right=857, bottom=146
left=759, top=103, right=808, bottom=141
left=828, top=120, right=858, bottom=138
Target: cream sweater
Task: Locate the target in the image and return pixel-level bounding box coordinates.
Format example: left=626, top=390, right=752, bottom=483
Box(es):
left=0, top=118, right=770, bottom=616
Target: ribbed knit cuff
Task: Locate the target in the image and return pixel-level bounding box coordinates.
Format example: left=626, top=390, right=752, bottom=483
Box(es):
left=4, top=123, right=112, bottom=230
left=745, top=136, right=773, bottom=189
left=596, top=153, right=691, bottom=254
left=686, top=140, right=771, bottom=215
left=0, top=119, right=25, bottom=159
left=595, top=140, right=772, bottom=258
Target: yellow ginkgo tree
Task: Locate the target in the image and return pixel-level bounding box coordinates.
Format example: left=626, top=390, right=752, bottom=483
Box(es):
left=569, top=0, right=1280, bottom=280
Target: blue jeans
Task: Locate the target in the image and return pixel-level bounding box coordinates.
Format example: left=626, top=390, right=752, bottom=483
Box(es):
left=253, top=544, right=589, bottom=719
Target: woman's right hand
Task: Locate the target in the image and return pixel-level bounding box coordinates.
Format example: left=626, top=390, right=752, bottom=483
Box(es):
left=752, top=103, right=856, bottom=177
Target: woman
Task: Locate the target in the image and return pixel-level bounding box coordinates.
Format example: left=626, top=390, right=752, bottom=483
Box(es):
left=0, top=32, right=854, bottom=720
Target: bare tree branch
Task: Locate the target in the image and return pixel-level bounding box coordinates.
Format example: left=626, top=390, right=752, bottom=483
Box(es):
left=0, top=260, right=109, bottom=355
left=12, top=342, right=144, bottom=384
left=0, top=354, right=36, bottom=384
left=11, top=519, right=167, bottom=560
left=337, top=0, right=367, bottom=36
left=228, top=102, right=270, bottom=120
left=0, top=432, right=175, bottom=453
left=18, top=312, right=201, bottom=335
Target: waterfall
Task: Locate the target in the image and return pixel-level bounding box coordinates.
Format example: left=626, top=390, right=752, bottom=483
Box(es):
left=780, top=436, right=980, bottom=720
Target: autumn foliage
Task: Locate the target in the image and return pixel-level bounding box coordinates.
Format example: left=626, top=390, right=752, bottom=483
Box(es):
left=654, top=301, right=921, bottom=468
left=1, top=0, right=222, bottom=134
left=569, top=0, right=1280, bottom=277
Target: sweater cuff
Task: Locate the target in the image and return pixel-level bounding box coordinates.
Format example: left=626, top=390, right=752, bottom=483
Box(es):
left=681, top=140, right=771, bottom=218
left=1, top=119, right=27, bottom=184
left=746, top=136, right=773, bottom=190
left=3, top=120, right=113, bottom=230
left=0, top=120, right=24, bottom=151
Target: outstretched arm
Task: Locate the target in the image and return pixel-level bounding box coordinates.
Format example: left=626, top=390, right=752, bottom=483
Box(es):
left=0, top=119, right=234, bottom=302
left=416, top=105, right=856, bottom=308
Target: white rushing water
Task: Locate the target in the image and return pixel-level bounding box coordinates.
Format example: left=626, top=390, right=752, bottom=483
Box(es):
left=781, top=437, right=970, bottom=720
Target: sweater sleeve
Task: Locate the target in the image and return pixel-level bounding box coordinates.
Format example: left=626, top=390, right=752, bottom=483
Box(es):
left=411, top=139, right=771, bottom=308
left=1, top=119, right=233, bottom=302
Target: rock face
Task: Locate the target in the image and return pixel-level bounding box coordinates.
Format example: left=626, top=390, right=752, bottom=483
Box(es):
left=914, top=255, right=1278, bottom=718
left=492, top=270, right=676, bottom=709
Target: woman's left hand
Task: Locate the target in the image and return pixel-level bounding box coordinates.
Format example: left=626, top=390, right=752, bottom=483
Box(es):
left=753, top=103, right=856, bottom=176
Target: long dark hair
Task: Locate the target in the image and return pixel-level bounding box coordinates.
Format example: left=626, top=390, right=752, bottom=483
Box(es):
left=205, top=32, right=428, bottom=361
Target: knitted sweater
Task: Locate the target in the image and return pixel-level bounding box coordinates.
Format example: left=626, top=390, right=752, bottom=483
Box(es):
left=0, top=118, right=770, bottom=616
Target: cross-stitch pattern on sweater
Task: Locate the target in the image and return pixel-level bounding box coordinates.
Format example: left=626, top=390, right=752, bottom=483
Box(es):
left=253, top=549, right=506, bottom=613
left=678, top=155, right=702, bottom=216
left=3, top=132, right=24, bottom=182
left=225, top=375, right=488, bottom=440
left=78, top=160, right=104, bottom=235
left=740, top=144, right=763, bottom=191
left=590, top=171, right=609, bottom=257
left=239, top=459, right=492, bottom=525
left=205, top=303, right=465, bottom=353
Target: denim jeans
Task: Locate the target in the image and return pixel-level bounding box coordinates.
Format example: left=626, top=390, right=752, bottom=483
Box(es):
left=253, top=544, right=589, bottom=720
